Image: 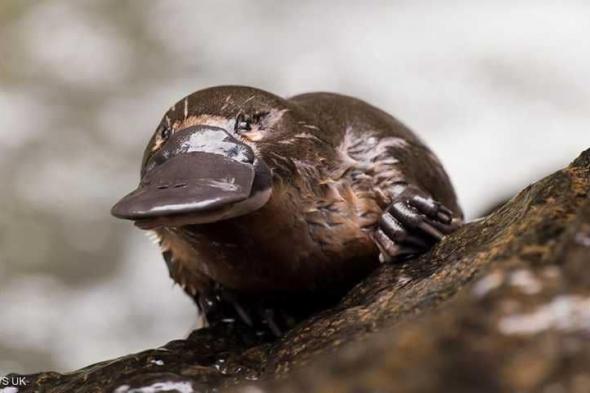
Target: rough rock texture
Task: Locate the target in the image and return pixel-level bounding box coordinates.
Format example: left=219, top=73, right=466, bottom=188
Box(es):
left=6, top=149, right=590, bottom=393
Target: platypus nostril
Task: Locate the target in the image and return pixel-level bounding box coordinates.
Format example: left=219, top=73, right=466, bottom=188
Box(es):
left=157, top=185, right=169, bottom=190
left=174, top=183, right=187, bottom=188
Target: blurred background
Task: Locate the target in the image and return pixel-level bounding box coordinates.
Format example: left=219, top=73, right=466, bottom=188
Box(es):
left=1, top=0, right=589, bottom=374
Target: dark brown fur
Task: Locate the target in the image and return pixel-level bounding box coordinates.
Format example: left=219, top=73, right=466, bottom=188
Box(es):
left=148, top=86, right=461, bottom=298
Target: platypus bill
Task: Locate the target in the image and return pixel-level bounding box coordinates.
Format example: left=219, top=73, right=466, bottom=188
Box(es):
left=112, top=85, right=463, bottom=336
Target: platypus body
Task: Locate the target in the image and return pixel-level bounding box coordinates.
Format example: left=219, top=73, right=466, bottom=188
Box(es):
left=112, top=86, right=462, bottom=335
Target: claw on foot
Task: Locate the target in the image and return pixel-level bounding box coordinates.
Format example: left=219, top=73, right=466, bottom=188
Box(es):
left=375, top=184, right=461, bottom=262
left=195, top=284, right=297, bottom=339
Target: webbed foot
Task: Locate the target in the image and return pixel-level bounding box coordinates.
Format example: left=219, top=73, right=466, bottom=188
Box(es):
left=373, top=184, right=462, bottom=262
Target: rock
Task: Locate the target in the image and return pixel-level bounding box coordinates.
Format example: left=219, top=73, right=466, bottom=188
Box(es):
left=5, top=149, right=590, bottom=393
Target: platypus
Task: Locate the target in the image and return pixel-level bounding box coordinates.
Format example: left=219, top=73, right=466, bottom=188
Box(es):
left=112, top=86, right=463, bottom=335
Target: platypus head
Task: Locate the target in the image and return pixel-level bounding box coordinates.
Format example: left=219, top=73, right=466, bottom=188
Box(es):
left=111, top=85, right=312, bottom=229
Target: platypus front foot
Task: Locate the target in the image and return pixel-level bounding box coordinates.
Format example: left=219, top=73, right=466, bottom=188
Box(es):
left=373, top=185, right=462, bottom=262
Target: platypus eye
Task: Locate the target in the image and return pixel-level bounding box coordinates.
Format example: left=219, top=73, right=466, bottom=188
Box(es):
left=158, top=126, right=171, bottom=141
left=234, top=112, right=271, bottom=135
left=234, top=113, right=251, bottom=133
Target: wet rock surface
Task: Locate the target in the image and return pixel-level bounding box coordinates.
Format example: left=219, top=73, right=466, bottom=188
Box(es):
left=5, top=149, right=590, bottom=393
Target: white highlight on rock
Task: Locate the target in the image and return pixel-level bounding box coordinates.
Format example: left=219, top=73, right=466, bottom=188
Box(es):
left=397, top=274, right=412, bottom=286
left=113, top=381, right=194, bottom=393
left=498, top=295, right=590, bottom=335
left=472, top=271, right=504, bottom=298
left=575, top=231, right=590, bottom=247
left=509, top=269, right=542, bottom=295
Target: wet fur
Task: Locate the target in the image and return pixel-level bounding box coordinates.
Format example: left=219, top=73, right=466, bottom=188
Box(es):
left=150, top=87, right=462, bottom=298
